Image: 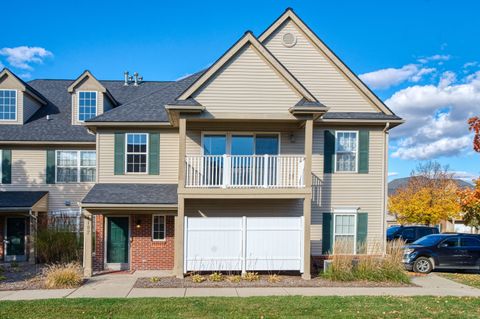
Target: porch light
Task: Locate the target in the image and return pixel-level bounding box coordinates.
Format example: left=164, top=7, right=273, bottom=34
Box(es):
left=136, top=220, right=142, bottom=228
left=290, top=132, right=295, bottom=143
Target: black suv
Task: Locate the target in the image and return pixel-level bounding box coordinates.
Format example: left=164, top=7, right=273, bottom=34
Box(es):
left=387, top=225, right=439, bottom=243
left=403, top=234, right=480, bottom=273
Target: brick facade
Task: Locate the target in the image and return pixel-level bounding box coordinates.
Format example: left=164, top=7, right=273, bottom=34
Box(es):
left=93, top=214, right=175, bottom=272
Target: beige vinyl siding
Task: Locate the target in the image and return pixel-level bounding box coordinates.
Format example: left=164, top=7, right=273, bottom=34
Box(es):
left=263, top=20, right=378, bottom=113
left=310, top=125, right=385, bottom=255
left=0, top=75, right=23, bottom=125
left=97, top=129, right=179, bottom=183
left=0, top=147, right=95, bottom=212
left=193, top=44, right=301, bottom=119
left=185, top=199, right=303, bottom=217
left=71, top=76, right=106, bottom=125
left=103, top=93, right=114, bottom=112
left=23, top=93, right=42, bottom=123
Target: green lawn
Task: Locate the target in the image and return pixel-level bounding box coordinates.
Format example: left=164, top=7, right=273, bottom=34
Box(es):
left=0, top=296, right=479, bottom=318
left=440, top=273, right=480, bottom=289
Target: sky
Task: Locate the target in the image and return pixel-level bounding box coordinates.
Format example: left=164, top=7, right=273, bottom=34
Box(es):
left=1, top=0, right=479, bottom=182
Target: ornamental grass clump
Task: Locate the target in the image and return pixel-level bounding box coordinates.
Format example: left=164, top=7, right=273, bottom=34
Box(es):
left=243, top=272, right=260, bottom=282
left=209, top=272, right=224, bottom=282
left=191, top=274, right=206, bottom=283
left=323, top=238, right=410, bottom=284
left=226, top=275, right=241, bottom=283
left=44, top=262, right=83, bottom=289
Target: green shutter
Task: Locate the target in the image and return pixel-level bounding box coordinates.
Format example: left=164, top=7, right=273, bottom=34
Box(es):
left=114, top=133, right=125, bottom=175
left=148, top=133, right=160, bottom=175
left=356, top=212, right=368, bottom=254
left=2, top=149, right=11, bottom=184
left=324, top=130, right=335, bottom=174
left=358, top=130, right=369, bottom=174
left=322, top=213, right=334, bottom=255
left=46, top=150, right=55, bottom=184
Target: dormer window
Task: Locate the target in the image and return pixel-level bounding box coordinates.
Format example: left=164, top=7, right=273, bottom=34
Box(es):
left=78, top=91, right=97, bottom=122
left=0, top=90, right=17, bottom=121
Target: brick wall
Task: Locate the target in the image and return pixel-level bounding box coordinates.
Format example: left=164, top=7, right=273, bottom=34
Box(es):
left=93, top=214, right=175, bottom=272
left=94, top=215, right=105, bottom=271
left=130, top=215, right=175, bottom=271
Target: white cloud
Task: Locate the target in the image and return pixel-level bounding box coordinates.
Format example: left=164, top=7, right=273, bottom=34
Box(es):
left=0, top=46, right=53, bottom=70
left=463, top=61, right=478, bottom=68
left=388, top=172, right=399, bottom=177
left=387, top=70, right=480, bottom=160
left=359, top=64, right=435, bottom=90
left=417, top=54, right=451, bottom=64
left=452, top=171, right=479, bottom=182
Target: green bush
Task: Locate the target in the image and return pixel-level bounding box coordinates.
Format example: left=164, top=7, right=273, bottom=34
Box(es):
left=37, top=230, right=82, bottom=264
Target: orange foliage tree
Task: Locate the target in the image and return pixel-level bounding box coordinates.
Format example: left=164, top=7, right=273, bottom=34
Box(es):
left=458, top=179, right=480, bottom=231
left=388, top=161, right=460, bottom=225
left=468, top=116, right=480, bottom=152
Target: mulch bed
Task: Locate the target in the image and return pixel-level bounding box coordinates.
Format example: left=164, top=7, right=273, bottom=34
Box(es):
left=0, top=263, right=46, bottom=291
left=135, top=274, right=415, bottom=288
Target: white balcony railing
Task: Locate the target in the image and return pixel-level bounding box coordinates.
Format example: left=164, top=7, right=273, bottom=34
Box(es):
left=185, top=155, right=305, bottom=188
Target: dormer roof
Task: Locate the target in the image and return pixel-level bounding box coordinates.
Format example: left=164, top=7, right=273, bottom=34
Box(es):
left=67, top=70, right=119, bottom=106
left=0, top=68, right=48, bottom=105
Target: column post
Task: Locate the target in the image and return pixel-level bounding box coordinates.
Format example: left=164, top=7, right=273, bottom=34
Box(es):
left=28, top=210, right=37, bottom=264
left=83, top=209, right=93, bottom=277
left=174, top=196, right=185, bottom=278
left=302, top=119, right=313, bottom=280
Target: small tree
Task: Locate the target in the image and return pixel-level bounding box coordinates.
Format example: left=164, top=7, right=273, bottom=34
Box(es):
left=468, top=116, right=480, bottom=152
left=388, top=161, right=460, bottom=225
left=458, top=179, right=480, bottom=231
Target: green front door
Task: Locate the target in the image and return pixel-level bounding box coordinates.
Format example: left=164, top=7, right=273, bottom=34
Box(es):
left=6, top=217, right=26, bottom=260
left=107, top=217, right=129, bottom=264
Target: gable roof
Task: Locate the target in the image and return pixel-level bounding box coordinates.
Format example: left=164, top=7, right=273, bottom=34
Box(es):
left=177, top=31, right=318, bottom=103
left=258, top=8, right=395, bottom=115
left=67, top=70, right=119, bottom=106
left=0, top=68, right=48, bottom=105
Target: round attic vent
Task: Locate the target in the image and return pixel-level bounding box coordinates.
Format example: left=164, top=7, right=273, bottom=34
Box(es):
left=282, top=32, right=297, bottom=47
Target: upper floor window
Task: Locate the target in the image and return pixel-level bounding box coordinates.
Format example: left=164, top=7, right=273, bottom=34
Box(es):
left=335, top=131, right=358, bottom=172
left=78, top=91, right=97, bottom=122
left=0, top=90, right=17, bottom=121
left=126, top=133, right=148, bottom=173
left=56, top=150, right=96, bottom=183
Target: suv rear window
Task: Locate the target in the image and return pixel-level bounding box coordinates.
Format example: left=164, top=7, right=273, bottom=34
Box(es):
left=460, top=237, right=480, bottom=247
left=418, top=227, right=437, bottom=238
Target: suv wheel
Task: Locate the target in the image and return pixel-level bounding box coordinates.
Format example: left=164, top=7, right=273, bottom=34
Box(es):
left=413, top=257, right=433, bottom=274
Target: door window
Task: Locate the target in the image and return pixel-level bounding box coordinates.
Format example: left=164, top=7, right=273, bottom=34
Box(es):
left=440, top=237, right=459, bottom=248
left=460, top=237, right=480, bottom=247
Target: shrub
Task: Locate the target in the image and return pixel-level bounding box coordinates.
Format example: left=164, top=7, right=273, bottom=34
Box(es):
left=268, top=274, right=281, bottom=283
left=243, top=272, right=260, bottom=282
left=150, top=277, right=160, bottom=283
left=0, top=275, right=6, bottom=281
left=209, top=272, right=224, bottom=282
left=37, top=229, right=82, bottom=264
left=191, top=274, right=206, bottom=283
left=226, top=275, right=241, bottom=283
left=323, top=238, right=410, bottom=284
left=44, top=263, right=83, bottom=289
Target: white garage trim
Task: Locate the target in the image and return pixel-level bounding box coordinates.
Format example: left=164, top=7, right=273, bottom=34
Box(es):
left=184, top=216, right=304, bottom=274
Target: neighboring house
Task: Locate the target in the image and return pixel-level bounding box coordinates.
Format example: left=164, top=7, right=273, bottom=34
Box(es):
left=0, top=8, right=403, bottom=279
left=387, top=177, right=478, bottom=234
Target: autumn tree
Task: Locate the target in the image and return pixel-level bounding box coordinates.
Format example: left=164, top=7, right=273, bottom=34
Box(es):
left=458, top=179, right=480, bottom=231
left=388, top=161, right=460, bottom=225
left=468, top=116, right=480, bottom=152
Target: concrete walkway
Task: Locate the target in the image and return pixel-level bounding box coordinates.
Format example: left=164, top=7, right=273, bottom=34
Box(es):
left=1, top=273, right=479, bottom=301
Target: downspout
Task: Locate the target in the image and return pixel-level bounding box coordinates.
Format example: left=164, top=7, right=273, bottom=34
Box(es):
left=382, top=122, right=390, bottom=255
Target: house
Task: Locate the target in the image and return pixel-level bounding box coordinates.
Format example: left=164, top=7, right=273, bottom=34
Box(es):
left=0, top=8, right=403, bottom=278
left=388, top=177, right=478, bottom=234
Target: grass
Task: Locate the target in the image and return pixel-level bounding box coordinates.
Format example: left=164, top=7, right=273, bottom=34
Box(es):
left=0, top=296, right=480, bottom=318
left=440, top=272, right=480, bottom=289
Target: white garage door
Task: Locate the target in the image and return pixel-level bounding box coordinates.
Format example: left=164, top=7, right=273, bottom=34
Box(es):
left=184, top=216, right=304, bottom=273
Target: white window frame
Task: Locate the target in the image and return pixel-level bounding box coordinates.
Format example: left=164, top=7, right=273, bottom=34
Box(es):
left=334, top=130, right=359, bottom=173
left=0, top=89, right=18, bottom=121
left=55, top=150, right=96, bottom=183
left=152, top=215, right=166, bottom=241
left=77, top=91, right=98, bottom=122
left=125, top=133, right=149, bottom=174
left=332, top=208, right=358, bottom=255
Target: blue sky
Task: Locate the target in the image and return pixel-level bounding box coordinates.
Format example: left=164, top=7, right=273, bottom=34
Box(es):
left=1, top=0, right=479, bottom=181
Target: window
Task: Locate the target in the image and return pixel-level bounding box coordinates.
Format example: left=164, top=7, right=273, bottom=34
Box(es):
left=152, top=215, right=166, bottom=241
left=461, top=237, right=480, bottom=247
left=401, top=228, right=416, bottom=242
left=56, top=151, right=96, bottom=183
left=333, top=214, right=356, bottom=254
left=0, top=90, right=17, bottom=120
left=126, top=133, right=148, bottom=173
left=440, top=237, right=459, bottom=248
left=78, top=91, right=97, bottom=121
left=335, top=131, right=358, bottom=172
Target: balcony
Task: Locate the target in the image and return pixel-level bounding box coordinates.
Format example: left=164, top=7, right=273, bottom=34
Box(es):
left=185, top=155, right=305, bottom=188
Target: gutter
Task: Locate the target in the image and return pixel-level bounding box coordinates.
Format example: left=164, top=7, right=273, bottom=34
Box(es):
left=382, top=122, right=390, bottom=254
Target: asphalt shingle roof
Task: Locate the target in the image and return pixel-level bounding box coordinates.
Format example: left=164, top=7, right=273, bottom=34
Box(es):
left=0, top=191, right=48, bottom=209
left=322, top=112, right=402, bottom=121
left=82, top=183, right=178, bottom=205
